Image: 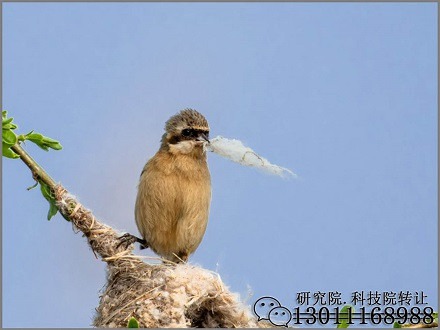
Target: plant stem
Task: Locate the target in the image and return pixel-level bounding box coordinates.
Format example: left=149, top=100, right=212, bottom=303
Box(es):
left=11, top=143, right=57, bottom=188
left=11, top=141, right=129, bottom=258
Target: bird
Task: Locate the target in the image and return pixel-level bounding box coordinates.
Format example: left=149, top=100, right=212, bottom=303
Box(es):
left=122, top=109, right=212, bottom=263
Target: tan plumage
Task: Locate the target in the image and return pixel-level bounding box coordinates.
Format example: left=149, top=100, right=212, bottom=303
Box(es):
left=135, top=109, right=211, bottom=263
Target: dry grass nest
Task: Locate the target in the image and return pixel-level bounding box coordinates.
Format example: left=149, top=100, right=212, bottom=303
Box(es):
left=54, top=185, right=270, bottom=328
left=94, top=260, right=263, bottom=328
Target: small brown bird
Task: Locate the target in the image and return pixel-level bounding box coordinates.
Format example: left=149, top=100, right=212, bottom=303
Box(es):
left=130, top=109, right=211, bottom=263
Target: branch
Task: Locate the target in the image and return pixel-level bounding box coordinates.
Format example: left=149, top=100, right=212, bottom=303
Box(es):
left=11, top=143, right=57, bottom=187
left=12, top=142, right=125, bottom=258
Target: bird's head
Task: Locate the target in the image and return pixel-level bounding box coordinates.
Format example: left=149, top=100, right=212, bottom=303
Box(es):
left=161, top=109, right=210, bottom=156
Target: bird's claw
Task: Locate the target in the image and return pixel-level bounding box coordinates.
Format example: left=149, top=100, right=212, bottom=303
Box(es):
left=117, top=233, right=149, bottom=250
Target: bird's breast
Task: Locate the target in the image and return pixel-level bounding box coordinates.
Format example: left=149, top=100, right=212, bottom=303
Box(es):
left=135, top=150, right=211, bottom=259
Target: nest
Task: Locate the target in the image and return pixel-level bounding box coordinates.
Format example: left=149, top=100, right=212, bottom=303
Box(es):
left=94, top=261, right=259, bottom=328
left=54, top=185, right=267, bottom=328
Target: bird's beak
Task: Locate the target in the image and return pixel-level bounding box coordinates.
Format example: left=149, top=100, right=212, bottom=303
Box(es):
left=197, top=133, right=210, bottom=144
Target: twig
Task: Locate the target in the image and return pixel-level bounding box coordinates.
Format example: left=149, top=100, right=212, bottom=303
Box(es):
left=11, top=143, right=57, bottom=188
left=11, top=142, right=132, bottom=260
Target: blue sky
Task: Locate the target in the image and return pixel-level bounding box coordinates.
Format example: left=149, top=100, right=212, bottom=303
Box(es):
left=2, top=3, right=437, bottom=327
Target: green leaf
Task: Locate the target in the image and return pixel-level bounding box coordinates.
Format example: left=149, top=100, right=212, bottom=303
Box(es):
left=24, top=132, right=62, bottom=151
left=127, top=317, right=139, bottom=328
left=2, top=117, right=13, bottom=126
left=2, top=144, right=19, bottom=159
left=39, top=182, right=58, bottom=220
left=47, top=201, right=58, bottom=220
left=26, top=133, right=45, bottom=147
left=3, top=129, right=17, bottom=145
left=42, top=136, right=63, bottom=150
left=393, top=321, right=402, bottom=328
left=42, top=135, right=58, bottom=143
left=337, top=305, right=354, bottom=328
left=2, top=112, right=18, bottom=130
left=40, top=181, right=52, bottom=202
left=36, top=144, right=50, bottom=151
left=26, top=132, right=44, bottom=140
left=3, top=122, right=18, bottom=130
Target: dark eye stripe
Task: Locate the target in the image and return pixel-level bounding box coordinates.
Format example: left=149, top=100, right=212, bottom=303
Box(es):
left=181, top=128, right=209, bottom=137
left=181, top=129, right=192, bottom=137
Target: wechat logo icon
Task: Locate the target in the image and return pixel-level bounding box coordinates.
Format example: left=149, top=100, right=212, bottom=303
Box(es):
left=253, top=296, right=292, bottom=327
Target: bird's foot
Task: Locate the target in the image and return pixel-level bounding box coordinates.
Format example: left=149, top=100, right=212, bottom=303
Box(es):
left=117, top=233, right=149, bottom=250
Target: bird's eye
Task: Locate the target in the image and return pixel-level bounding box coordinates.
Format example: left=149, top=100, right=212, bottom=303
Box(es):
left=182, top=129, right=191, bottom=137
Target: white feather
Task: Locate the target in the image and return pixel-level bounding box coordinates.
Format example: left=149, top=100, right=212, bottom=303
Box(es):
left=206, top=136, right=297, bottom=178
